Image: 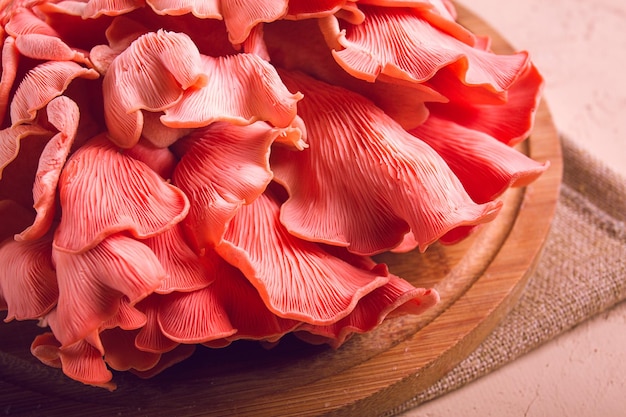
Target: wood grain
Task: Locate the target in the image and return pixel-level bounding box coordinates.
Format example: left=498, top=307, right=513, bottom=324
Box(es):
left=0, top=5, right=562, bottom=417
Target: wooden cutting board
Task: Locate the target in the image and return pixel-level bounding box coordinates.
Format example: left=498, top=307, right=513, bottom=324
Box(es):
left=0, top=5, right=562, bottom=417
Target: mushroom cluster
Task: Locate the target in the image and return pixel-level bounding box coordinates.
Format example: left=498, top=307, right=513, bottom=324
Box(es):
left=0, top=0, right=547, bottom=388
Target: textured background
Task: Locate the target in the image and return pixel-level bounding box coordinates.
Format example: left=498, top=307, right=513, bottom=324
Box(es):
left=402, top=1, right=626, bottom=416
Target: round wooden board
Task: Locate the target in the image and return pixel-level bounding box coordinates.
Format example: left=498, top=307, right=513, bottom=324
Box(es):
left=0, top=5, right=562, bottom=417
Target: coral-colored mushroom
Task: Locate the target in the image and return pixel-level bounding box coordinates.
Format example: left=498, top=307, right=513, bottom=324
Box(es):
left=297, top=274, right=439, bottom=348
left=18, top=96, right=80, bottom=241
left=157, top=288, right=238, bottom=344
left=49, top=233, right=166, bottom=347
left=0, top=0, right=547, bottom=389
left=14, top=32, right=90, bottom=64
left=101, top=298, right=148, bottom=331
left=135, top=295, right=180, bottom=353
left=147, top=0, right=221, bottom=18
left=3, top=7, right=61, bottom=41
left=0, top=124, right=51, bottom=179
left=161, top=52, right=302, bottom=130
left=30, top=332, right=63, bottom=369
left=0, top=36, right=19, bottom=127
left=31, top=333, right=116, bottom=390
left=0, top=233, right=58, bottom=321
left=89, top=15, right=150, bottom=74
left=9, top=61, right=99, bottom=127
left=53, top=134, right=189, bottom=254
left=410, top=114, right=549, bottom=204
left=123, top=137, right=179, bottom=179
left=220, top=0, right=288, bottom=45
left=330, top=4, right=529, bottom=92
left=272, top=69, right=501, bottom=255
left=102, top=29, right=206, bottom=148
left=100, top=327, right=161, bottom=372
left=201, top=250, right=300, bottom=344
left=286, top=0, right=347, bottom=19
left=263, top=17, right=447, bottom=130
left=33, top=0, right=142, bottom=19
left=357, top=0, right=477, bottom=46
left=427, top=63, right=545, bottom=146
left=216, top=186, right=391, bottom=325
left=172, top=121, right=278, bottom=252
left=0, top=126, right=54, bottom=211
left=144, top=225, right=216, bottom=294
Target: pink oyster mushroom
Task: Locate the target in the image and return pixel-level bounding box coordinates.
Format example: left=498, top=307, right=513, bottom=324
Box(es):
left=0, top=0, right=547, bottom=388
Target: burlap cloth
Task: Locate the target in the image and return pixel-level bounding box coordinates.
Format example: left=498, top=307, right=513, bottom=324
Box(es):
left=386, top=135, right=626, bottom=416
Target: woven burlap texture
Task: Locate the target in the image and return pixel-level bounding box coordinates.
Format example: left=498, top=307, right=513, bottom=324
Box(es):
left=385, top=136, right=626, bottom=416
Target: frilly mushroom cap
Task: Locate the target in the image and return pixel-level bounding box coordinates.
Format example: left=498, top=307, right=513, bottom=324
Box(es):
left=10, top=61, right=99, bottom=127
left=29, top=332, right=62, bottom=369
left=122, top=137, right=179, bottom=179
left=100, top=327, right=161, bottom=372
left=272, top=69, right=501, bottom=255
left=161, top=52, right=303, bottom=130
left=410, top=113, right=549, bottom=204
left=330, top=5, right=529, bottom=91
left=0, top=232, right=58, bottom=321
left=89, top=15, right=150, bottom=75
left=0, top=36, right=19, bottom=128
left=296, top=275, right=439, bottom=348
left=205, top=257, right=301, bottom=344
left=17, top=96, right=79, bottom=241
left=102, top=29, right=207, bottom=148
left=220, top=0, right=288, bottom=45
left=101, top=298, right=148, bottom=331
left=146, top=0, right=221, bottom=19
left=134, top=295, right=180, bottom=353
left=138, top=244, right=299, bottom=347
left=0, top=124, right=52, bottom=180
left=216, top=186, right=391, bottom=325
left=53, top=134, right=190, bottom=254
left=172, top=121, right=277, bottom=252
left=143, top=225, right=216, bottom=294
left=356, top=0, right=478, bottom=46
left=156, top=286, right=237, bottom=344
left=6, top=7, right=90, bottom=64
left=181, top=249, right=300, bottom=345
left=31, top=333, right=116, bottom=390
left=263, top=17, right=446, bottom=130
left=4, top=7, right=60, bottom=39
left=81, top=0, right=145, bottom=19
left=286, top=0, right=348, bottom=20
left=49, top=233, right=166, bottom=347
left=0, top=126, right=54, bottom=214
left=427, top=63, right=545, bottom=146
